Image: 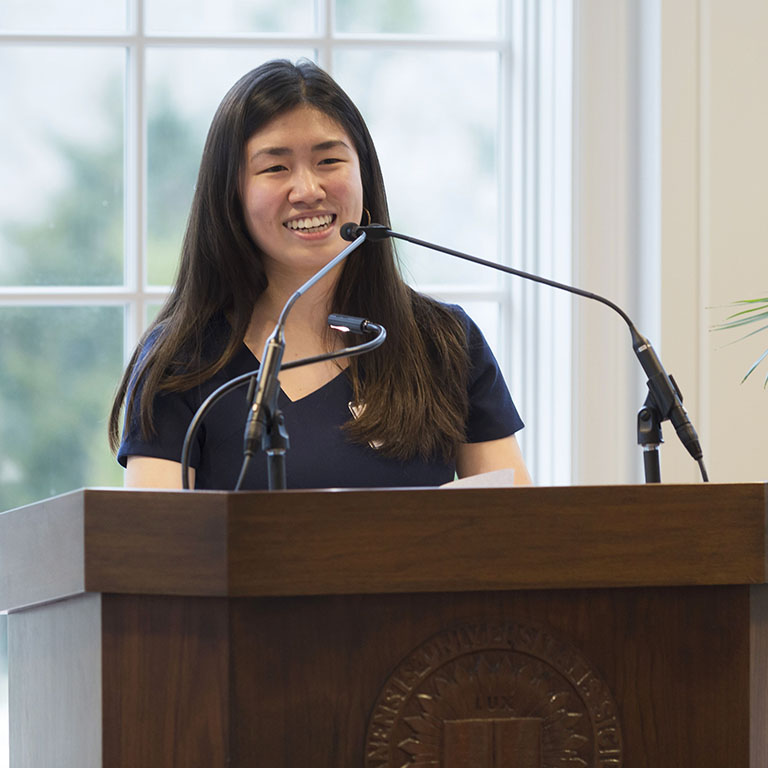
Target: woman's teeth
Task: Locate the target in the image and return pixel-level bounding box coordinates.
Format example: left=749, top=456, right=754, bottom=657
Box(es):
left=285, top=214, right=334, bottom=232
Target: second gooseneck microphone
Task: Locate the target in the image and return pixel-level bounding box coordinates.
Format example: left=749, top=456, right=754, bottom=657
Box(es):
left=341, top=222, right=707, bottom=481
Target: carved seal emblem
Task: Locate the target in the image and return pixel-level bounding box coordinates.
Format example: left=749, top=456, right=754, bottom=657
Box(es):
left=365, top=621, right=622, bottom=768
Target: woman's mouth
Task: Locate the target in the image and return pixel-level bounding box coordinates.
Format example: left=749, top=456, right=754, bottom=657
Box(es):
left=283, top=214, right=336, bottom=233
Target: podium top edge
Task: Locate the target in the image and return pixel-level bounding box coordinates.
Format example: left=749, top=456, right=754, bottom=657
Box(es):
left=1, top=481, right=767, bottom=611
left=2, top=481, right=766, bottom=519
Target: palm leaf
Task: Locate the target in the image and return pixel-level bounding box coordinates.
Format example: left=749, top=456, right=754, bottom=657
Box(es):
left=742, top=347, right=768, bottom=382
left=713, top=297, right=768, bottom=384
left=714, top=312, right=768, bottom=331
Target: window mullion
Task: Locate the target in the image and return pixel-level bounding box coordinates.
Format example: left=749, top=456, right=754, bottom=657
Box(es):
left=317, top=0, right=334, bottom=71
left=125, top=0, right=147, bottom=354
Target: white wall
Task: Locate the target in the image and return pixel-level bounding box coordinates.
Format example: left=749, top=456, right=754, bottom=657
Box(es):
left=573, top=0, right=640, bottom=484
left=663, top=0, right=768, bottom=483
left=574, top=0, right=768, bottom=485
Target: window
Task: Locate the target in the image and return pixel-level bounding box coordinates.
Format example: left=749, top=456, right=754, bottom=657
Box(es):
left=0, top=2, right=572, bottom=761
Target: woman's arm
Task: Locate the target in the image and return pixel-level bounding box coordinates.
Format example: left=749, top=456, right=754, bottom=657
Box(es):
left=455, top=435, right=533, bottom=485
left=125, top=456, right=195, bottom=489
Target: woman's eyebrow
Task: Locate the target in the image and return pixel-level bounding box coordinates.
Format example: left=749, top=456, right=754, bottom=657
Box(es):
left=312, top=139, right=352, bottom=152
left=251, top=146, right=291, bottom=161
left=251, top=139, right=351, bottom=162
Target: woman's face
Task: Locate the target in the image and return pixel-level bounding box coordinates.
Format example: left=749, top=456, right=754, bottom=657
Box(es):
left=241, top=104, right=364, bottom=284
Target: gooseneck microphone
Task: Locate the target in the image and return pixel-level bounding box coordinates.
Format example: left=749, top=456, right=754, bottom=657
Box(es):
left=341, top=222, right=708, bottom=483
left=242, top=233, right=364, bottom=463
left=340, top=222, right=389, bottom=241
left=180, top=309, right=386, bottom=491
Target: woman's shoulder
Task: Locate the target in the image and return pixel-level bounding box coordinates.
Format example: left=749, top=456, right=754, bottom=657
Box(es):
left=410, top=291, right=465, bottom=319
left=410, top=293, right=481, bottom=341
left=137, top=311, right=231, bottom=366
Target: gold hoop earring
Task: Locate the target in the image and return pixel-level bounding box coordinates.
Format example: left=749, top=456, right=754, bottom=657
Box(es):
left=361, top=207, right=371, bottom=226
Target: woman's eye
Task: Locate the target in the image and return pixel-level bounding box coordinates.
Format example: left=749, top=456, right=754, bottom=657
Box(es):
left=319, top=157, right=343, bottom=166
left=259, top=164, right=287, bottom=174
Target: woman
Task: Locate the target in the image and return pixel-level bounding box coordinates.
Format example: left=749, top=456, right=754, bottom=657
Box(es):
left=109, top=59, right=532, bottom=490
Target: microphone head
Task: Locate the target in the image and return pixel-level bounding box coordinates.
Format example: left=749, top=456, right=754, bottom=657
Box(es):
left=340, top=222, right=360, bottom=241
left=340, top=222, right=391, bottom=242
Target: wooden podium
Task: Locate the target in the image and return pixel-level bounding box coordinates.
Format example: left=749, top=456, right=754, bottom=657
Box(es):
left=1, top=483, right=767, bottom=767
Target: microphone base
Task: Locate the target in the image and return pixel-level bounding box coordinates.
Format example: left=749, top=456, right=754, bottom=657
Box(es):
left=265, top=410, right=290, bottom=491
left=642, top=447, right=662, bottom=484
left=638, top=395, right=663, bottom=484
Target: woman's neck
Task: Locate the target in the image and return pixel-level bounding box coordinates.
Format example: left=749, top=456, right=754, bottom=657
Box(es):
left=245, top=270, right=339, bottom=359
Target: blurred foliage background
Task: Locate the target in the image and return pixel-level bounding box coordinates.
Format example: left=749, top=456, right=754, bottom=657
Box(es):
left=0, top=91, right=200, bottom=511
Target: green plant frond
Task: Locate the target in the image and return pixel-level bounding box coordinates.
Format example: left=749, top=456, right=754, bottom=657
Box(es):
left=710, top=300, right=756, bottom=312
left=724, top=302, right=768, bottom=319
left=741, top=346, right=768, bottom=383
left=737, top=322, right=768, bottom=340
left=721, top=297, right=768, bottom=315
left=713, top=334, right=759, bottom=352
left=716, top=322, right=768, bottom=353
left=712, top=296, right=768, bottom=386
left=713, top=311, right=768, bottom=331
left=726, top=304, right=768, bottom=319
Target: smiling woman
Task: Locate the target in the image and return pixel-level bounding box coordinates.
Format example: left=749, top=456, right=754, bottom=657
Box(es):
left=109, top=59, right=532, bottom=490
left=240, top=105, right=364, bottom=284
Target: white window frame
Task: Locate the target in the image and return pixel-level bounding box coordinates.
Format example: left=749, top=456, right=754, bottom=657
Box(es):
left=0, top=0, right=574, bottom=487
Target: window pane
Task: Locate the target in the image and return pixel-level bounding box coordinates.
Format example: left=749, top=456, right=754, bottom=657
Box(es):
left=146, top=303, right=163, bottom=326
left=146, top=0, right=315, bottom=35
left=460, top=300, right=500, bottom=355
left=0, top=0, right=126, bottom=33
left=335, top=0, right=497, bottom=36
left=334, top=50, right=499, bottom=288
left=146, top=48, right=314, bottom=286
left=0, top=306, right=124, bottom=512
left=0, top=48, right=124, bottom=287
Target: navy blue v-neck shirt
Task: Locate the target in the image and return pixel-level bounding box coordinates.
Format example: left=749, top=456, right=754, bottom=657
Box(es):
left=118, top=306, right=524, bottom=490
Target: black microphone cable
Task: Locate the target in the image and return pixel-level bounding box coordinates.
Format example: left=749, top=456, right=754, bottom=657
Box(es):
left=180, top=315, right=386, bottom=490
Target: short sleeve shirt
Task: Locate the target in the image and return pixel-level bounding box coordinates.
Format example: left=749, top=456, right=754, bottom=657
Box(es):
left=118, top=305, right=524, bottom=489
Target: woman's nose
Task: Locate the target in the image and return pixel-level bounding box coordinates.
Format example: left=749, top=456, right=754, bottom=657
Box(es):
left=288, top=167, right=325, bottom=204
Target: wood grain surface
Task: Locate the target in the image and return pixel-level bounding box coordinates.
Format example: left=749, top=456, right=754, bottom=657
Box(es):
left=1, top=483, right=766, bottom=610
left=226, top=482, right=768, bottom=595
left=225, top=585, right=759, bottom=767
left=2, top=485, right=767, bottom=767
left=8, top=585, right=766, bottom=767
left=101, top=594, right=230, bottom=767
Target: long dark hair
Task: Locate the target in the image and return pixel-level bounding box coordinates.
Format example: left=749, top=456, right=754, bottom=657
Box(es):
left=109, top=59, right=469, bottom=461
